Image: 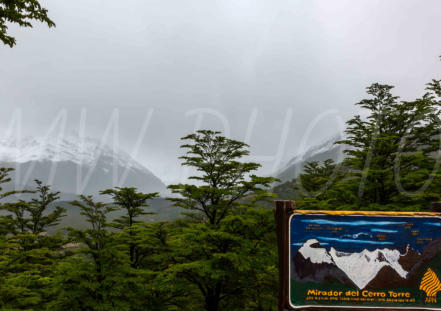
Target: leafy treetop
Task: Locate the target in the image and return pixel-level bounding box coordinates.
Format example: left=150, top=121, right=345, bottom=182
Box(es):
left=100, top=187, right=159, bottom=229
left=0, top=0, right=55, bottom=47
left=168, top=130, right=277, bottom=225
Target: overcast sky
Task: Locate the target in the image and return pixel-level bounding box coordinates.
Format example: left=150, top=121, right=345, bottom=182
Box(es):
left=0, top=0, right=440, bottom=184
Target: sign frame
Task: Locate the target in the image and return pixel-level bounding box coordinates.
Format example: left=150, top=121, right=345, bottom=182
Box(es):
left=274, top=200, right=441, bottom=311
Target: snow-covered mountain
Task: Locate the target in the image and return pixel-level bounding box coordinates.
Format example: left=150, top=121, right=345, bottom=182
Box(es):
left=293, top=239, right=417, bottom=290
left=293, top=239, right=354, bottom=286
left=328, top=246, right=408, bottom=289
left=0, top=135, right=166, bottom=200
left=298, top=239, right=334, bottom=264
left=277, top=134, right=346, bottom=182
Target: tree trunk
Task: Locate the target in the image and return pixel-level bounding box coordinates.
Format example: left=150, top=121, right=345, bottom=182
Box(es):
left=205, top=293, right=219, bottom=311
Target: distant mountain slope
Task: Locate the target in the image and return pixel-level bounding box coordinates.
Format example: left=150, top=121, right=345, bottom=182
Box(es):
left=277, top=134, right=346, bottom=183
left=48, top=198, right=183, bottom=232
left=0, top=136, right=166, bottom=200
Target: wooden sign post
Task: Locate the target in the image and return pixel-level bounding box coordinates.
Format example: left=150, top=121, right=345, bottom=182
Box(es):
left=275, top=200, right=441, bottom=311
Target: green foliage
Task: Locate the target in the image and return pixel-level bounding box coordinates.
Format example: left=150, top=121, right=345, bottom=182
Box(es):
left=52, top=195, right=131, bottom=311
left=289, top=77, right=441, bottom=212
left=100, top=187, right=159, bottom=268
left=2, top=200, right=29, bottom=234
left=27, top=180, right=66, bottom=234
left=339, top=82, right=441, bottom=207
left=52, top=196, right=189, bottom=310
left=232, top=206, right=278, bottom=311
left=168, top=130, right=278, bottom=311
left=0, top=233, right=64, bottom=310
left=0, top=168, right=33, bottom=235
left=168, top=130, right=277, bottom=225
left=118, top=222, right=192, bottom=310
left=1, top=179, right=66, bottom=238
left=0, top=0, right=55, bottom=47
left=0, top=167, right=16, bottom=199
left=298, top=160, right=340, bottom=197
left=70, top=195, right=117, bottom=231
left=52, top=249, right=132, bottom=311
left=0, top=173, right=66, bottom=310
left=100, top=187, right=159, bottom=229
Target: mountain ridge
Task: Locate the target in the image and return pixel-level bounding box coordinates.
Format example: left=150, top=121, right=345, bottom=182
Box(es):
left=0, top=135, right=167, bottom=199
left=293, top=239, right=422, bottom=290
left=277, top=134, right=347, bottom=183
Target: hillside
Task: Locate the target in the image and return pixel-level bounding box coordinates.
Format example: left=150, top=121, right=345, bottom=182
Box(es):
left=276, top=134, right=346, bottom=183
left=42, top=198, right=184, bottom=233
left=0, top=135, right=167, bottom=201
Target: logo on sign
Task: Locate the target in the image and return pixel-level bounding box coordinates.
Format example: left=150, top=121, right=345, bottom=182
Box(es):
left=420, top=268, right=441, bottom=303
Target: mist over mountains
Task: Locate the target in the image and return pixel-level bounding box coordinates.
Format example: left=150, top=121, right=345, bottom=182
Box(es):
left=277, top=134, right=346, bottom=183
left=0, top=135, right=167, bottom=201
left=0, top=131, right=349, bottom=201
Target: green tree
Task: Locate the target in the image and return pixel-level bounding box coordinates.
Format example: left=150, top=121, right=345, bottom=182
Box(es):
left=293, top=159, right=345, bottom=209
left=0, top=167, right=18, bottom=201
left=51, top=195, right=131, bottom=311
left=100, top=187, right=158, bottom=230
left=292, top=78, right=441, bottom=211
left=3, top=200, right=29, bottom=234
left=0, top=168, right=32, bottom=235
left=100, top=187, right=158, bottom=268
left=298, top=160, right=339, bottom=197
left=0, top=232, right=64, bottom=310
left=337, top=81, right=441, bottom=209
left=27, top=179, right=66, bottom=234
left=0, top=176, right=66, bottom=310
left=168, top=130, right=277, bottom=311
left=168, top=130, right=275, bottom=226
left=120, top=221, right=192, bottom=311
left=0, top=0, right=55, bottom=47
left=1, top=179, right=65, bottom=236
